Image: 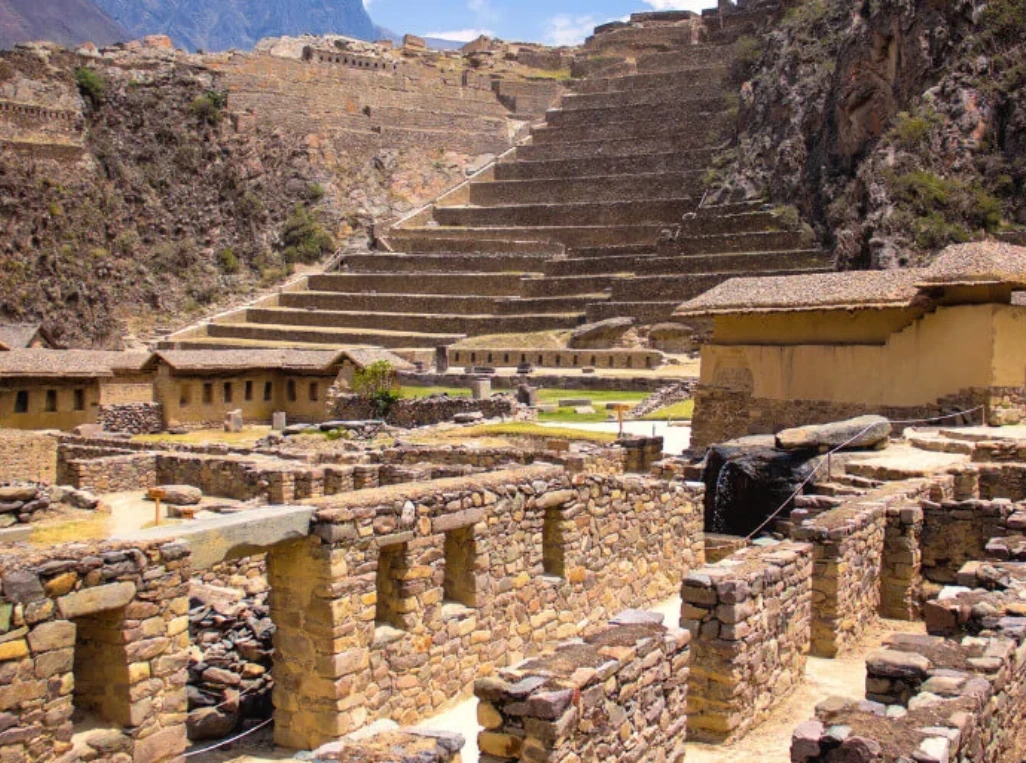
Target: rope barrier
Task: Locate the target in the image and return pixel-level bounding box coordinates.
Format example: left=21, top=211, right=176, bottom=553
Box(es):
left=182, top=718, right=273, bottom=758
left=742, top=405, right=987, bottom=541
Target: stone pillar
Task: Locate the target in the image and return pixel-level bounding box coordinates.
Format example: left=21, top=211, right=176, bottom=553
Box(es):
left=224, top=409, right=243, bottom=433
left=267, top=536, right=375, bottom=750
left=435, top=346, right=449, bottom=374
left=272, top=412, right=287, bottom=431
left=470, top=377, right=491, bottom=400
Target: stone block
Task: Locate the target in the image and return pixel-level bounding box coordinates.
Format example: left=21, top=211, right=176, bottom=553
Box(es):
left=57, top=582, right=137, bottom=619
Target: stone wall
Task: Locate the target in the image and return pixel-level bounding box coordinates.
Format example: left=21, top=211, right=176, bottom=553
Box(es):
left=880, top=501, right=924, bottom=620
left=97, top=403, right=164, bottom=435
left=474, top=613, right=690, bottom=762
left=269, top=466, right=705, bottom=749
left=0, top=430, right=58, bottom=485
left=791, top=630, right=1026, bottom=762
left=0, top=540, right=191, bottom=762
left=447, top=347, right=664, bottom=371
left=65, top=453, right=159, bottom=494
left=400, top=371, right=677, bottom=393
left=921, top=495, right=1021, bottom=583
left=683, top=541, right=812, bottom=742
left=328, top=392, right=527, bottom=428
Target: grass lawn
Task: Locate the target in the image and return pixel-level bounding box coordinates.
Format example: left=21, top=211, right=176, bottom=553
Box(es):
left=450, top=422, right=617, bottom=444
left=401, top=386, right=472, bottom=398
left=638, top=399, right=695, bottom=421
left=401, top=386, right=649, bottom=425
left=133, top=427, right=272, bottom=447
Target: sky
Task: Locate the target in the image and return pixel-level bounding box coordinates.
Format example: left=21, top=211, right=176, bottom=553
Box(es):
left=364, top=0, right=713, bottom=45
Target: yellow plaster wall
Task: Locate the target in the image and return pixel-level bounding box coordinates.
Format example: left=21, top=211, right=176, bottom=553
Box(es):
left=701, top=304, right=1022, bottom=407
left=0, top=382, right=100, bottom=430
left=712, top=308, right=923, bottom=346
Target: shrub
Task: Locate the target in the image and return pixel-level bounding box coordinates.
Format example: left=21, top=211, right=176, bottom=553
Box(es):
left=281, top=206, right=336, bottom=264
left=217, top=247, right=240, bottom=274
left=75, top=68, right=106, bottom=106
left=731, top=36, right=763, bottom=82
left=892, top=111, right=936, bottom=150
left=308, top=183, right=326, bottom=202
left=352, top=361, right=401, bottom=419
left=189, top=90, right=228, bottom=125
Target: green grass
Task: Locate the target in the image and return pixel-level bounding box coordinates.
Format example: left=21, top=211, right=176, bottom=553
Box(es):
left=539, top=410, right=613, bottom=424
left=401, top=386, right=472, bottom=398
left=535, top=389, right=647, bottom=406
left=454, top=422, right=618, bottom=444
left=638, top=399, right=695, bottom=421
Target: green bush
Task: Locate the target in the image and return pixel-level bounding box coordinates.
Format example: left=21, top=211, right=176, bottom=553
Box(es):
left=217, top=247, right=240, bottom=274
left=75, top=68, right=106, bottom=106
left=189, top=90, right=228, bottom=125
left=353, top=361, right=401, bottom=419
left=892, top=111, right=936, bottom=150
left=308, top=183, right=326, bottom=202
left=731, top=36, right=763, bottom=82
left=281, top=206, right=336, bottom=264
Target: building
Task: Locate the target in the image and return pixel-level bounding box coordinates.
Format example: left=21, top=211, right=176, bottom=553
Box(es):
left=150, top=348, right=412, bottom=428
left=0, top=322, right=56, bottom=349
left=0, top=350, right=152, bottom=430
left=677, top=242, right=1026, bottom=446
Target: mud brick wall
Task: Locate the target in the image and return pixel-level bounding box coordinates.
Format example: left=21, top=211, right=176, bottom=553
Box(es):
left=792, top=631, right=1026, bottom=762
left=0, top=431, right=58, bottom=485
left=683, top=541, right=813, bottom=742
left=269, top=466, right=705, bottom=749
left=0, top=540, right=192, bottom=762
left=65, top=453, right=159, bottom=494
left=474, top=616, right=690, bottom=763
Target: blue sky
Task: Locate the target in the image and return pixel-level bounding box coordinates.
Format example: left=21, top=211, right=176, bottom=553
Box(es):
left=365, top=0, right=712, bottom=45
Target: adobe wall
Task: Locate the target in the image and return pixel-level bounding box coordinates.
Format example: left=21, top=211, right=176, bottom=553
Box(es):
left=271, top=466, right=704, bottom=749
left=0, top=382, right=102, bottom=432
left=0, top=430, right=58, bottom=485
left=683, top=541, right=813, bottom=742
left=474, top=614, right=690, bottom=762
left=0, top=540, right=191, bottom=763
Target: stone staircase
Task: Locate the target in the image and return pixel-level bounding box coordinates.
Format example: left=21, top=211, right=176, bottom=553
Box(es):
left=176, top=4, right=835, bottom=352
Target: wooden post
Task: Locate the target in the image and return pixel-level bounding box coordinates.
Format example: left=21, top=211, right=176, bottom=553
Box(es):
left=147, top=487, right=167, bottom=526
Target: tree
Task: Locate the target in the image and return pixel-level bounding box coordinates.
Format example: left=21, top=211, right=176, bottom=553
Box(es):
left=352, top=361, right=401, bottom=418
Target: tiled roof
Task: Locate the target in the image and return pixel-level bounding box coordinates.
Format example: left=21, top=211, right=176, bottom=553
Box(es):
left=918, top=242, right=1026, bottom=287
left=0, top=350, right=151, bottom=378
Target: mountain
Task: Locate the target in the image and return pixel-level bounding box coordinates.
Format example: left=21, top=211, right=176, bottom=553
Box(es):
left=0, top=0, right=126, bottom=50
left=92, top=0, right=378, bottom=52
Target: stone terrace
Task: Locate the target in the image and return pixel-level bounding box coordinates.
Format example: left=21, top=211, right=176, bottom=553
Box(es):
left=183, top=4, right=832, bottom=352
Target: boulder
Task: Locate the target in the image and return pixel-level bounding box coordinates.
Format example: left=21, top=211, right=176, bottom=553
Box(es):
left=149, top=485, right=202, bottom=506
left=568, top=317, right=635, bottom=349
left=0, top=486, right=38, bottom=503
left=776, top=415, right=891, bottom=451
left=647, top=323, right=694, bottom=353
left=186, top=707, right=238, bottom=741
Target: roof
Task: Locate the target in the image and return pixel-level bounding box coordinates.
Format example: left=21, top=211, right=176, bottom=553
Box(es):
left=154, top=348, right=413, bottom=373
left=917, top=241, right=1026, bottom=288
left=0, top=350, right=151, bottom=379
left=342, top=348, right=414, bottom=371
left=675, top=241, right=1026, bottom=317
left=675, top=269, right=926, bottom=316
left=0, top=323, right=54, bottom=349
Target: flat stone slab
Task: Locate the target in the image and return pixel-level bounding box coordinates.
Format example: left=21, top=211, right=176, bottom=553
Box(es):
left=845, top=445, right=968, bottom=480
left=113, top=505, right=315, bottom=569
left=777, top=415, right=890, bottom=451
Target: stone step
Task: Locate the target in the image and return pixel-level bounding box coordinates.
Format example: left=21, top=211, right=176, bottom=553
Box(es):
left=560, top=81, right=726, bottom=111
left=530, top=109, right=729, bottom=144
left=585, top=26, right=708, bottom=53
left=281, top=290, right=602, bottom=315
left=344, top=251, right=551, bottom=274
left=573, top=67, right=729, bottom=95
left=609, top=270, right=831, bottom=302
left=515, top=136, right=718, bottom=162
left=391, top=224, right=668, bottom=249
left=521, top=274, right=621, bottom=298
left=495, top=152, right=706, bottom=181
left=378, top=235, right=561, bottom=255
left=666, top=230, right=811, bottom=255
left=240, top=308, right=582, bottom=335
left=307, top=272, right=525, bottom=296
left=205, top=322, right=466, bottom=349
left=544, top=250, right=831, bottom=278
left=637, top=47, right=735, bottom=73
left=676, top=210, right=787, bottom=236
left=467, top=172, right=703, bottom=206
left=567, top=243, right=656, bottom=259
left=434, top=198, right=695, bottom=228
left=544, top=97, right=729, bottom=129
left=585, top=300, right=682, bottom=324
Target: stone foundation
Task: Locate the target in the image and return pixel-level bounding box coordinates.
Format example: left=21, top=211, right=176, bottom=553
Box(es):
left=97, top=404, right=164, bottom=435
left=474, top=613, right=690, bottom=763
left=683, top=541, right=812, bottom=742
left=0, top=431, right=58, bottom=485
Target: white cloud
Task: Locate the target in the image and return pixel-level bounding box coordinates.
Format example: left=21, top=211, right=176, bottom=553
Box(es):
left=643, top=0, right=713, bottom=11
left=543, top=14, right=600, bottom=46
left=423, top=28, right=494, bottom=42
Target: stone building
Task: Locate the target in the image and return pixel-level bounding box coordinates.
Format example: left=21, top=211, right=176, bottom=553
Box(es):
left=679, top=242, right=1026, bottom=446
left=0, top=350, right=152, bottom=431
left=151, top=348, right=411, bottom=428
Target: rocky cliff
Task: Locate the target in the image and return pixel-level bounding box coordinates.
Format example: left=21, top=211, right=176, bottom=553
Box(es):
left=711, top=0, right=1026, bottom=268
left=0, top=0, right=126, bottom=50
left=92, top=0, right=377, bottom=52
left=0, top=43, right=480, bottom=348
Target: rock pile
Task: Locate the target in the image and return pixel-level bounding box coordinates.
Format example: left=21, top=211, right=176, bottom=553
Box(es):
left=97, top=403, right=164, bottom=435
left=0, top=483, right=100, bottom=527
left=187, top=584, right=275, bottom=741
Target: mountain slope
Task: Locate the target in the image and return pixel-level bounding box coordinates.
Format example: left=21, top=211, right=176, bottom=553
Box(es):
left=93, top=0, right=377, bottom=52
left=0, top=0, right=126, bottom=49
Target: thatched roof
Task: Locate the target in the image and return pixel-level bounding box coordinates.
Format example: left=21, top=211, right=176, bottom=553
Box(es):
left=675, top=269, right=925, bottom=316
left=676, top=242, right=1026, bottom=317
left=154, top=348, right=413, bottom=374
left=0, top=323, right=55, bottom=349
left=0, top=350, right=150, bottom=379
